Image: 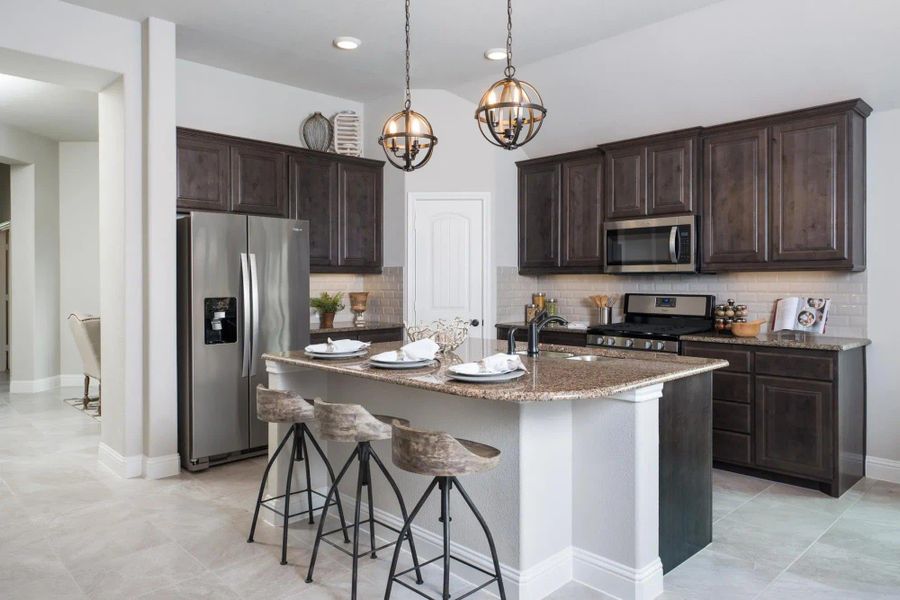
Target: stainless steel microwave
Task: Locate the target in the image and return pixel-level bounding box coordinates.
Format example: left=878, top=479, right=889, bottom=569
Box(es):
left=603, top=215, right=698, bottom=273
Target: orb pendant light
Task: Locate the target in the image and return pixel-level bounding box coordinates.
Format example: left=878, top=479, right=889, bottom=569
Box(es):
left=379, top=0, right=437, bottom=171
left=475, top=0, right=547, bottom=150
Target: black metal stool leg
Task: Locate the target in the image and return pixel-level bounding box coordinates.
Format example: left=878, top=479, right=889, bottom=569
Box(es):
left=384, top=477, right=440, bottom=600
left=306, top=445, right=360, bottom=583
left=370, top=448, right=424, bottom=584
left=248, top=424, right=294, bottom=543
left=304, top=424, right=351, bottom=543
left=351, top=443, right=368, bottom=600
left=365, top=454, right=377, bottom=558
left=453, top=477, right=507, bottom=600
left=298, top=427, right=315, bottom=525
left=280, top=424, right=300, bottom=565
left=440, top=478, right=451, bottom=600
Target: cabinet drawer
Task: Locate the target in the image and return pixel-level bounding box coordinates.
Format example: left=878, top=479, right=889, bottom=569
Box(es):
left=682, top=344, right=752, bottom=373
left=755, top=351, right=834, bottom=381
left=309, top=331, right=359, bottom=344
left=713, top=372, right=751, bottom=404
left=713, top=401, right=751, bottom=434
left=358, top=329, right=404, bottom=344
left=539, top=330, right=587, bottom=347
left=713, top=430, right=753, bottom=466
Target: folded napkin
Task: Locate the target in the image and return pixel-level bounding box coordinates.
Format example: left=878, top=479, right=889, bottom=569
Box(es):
left=305, top=338, right=370, bottom=353
left=566, top=322, right=588, bottom=330
left=372, top=338, right=439, bottom=362
left=450, top=353, right=527, bottom=375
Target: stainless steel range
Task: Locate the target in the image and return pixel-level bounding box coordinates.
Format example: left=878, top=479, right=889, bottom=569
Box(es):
left=587, top=293, right=715, bottom=353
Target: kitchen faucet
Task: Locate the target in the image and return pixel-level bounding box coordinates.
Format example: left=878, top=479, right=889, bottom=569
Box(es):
left=506, top=311, right=569, bottom=356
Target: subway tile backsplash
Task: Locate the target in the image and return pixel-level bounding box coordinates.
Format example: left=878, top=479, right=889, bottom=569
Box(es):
left=309, top=267, right=404, bottom=326
left=497, top=266, right=867, bottom=339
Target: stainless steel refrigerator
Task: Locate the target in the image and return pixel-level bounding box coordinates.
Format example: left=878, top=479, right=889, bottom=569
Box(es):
left=177, top=211, right=310, bottom=471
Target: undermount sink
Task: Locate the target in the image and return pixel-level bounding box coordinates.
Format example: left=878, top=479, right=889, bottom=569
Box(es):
left=515, top=350, right=576, bottom=359
left=566, top=355, right=615, bottom=363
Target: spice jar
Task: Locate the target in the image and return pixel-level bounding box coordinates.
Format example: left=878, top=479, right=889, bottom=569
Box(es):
left=546, top=298, right=558, bottom=317
left=715, top=318, right=726, bottom=332
left=532, top=292, right=546, bottom=311
left=525, top=303, right=539, bottom=324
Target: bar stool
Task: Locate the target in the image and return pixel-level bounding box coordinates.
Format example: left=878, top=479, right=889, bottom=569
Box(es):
left=384, top=422, right=506, bottom=600
left=306, top=400, right=424, bottom=600
left=247, top=385, right=350, bottom=565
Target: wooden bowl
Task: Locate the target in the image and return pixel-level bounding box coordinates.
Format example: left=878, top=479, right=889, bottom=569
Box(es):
left=731, top=320, right=765, bottom=338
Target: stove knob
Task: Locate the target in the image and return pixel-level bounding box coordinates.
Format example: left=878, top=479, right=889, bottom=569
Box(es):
left=643, top=340, right=653, bottom=350
left=624, top=339, right=634, bottom=348
left=594, top=337, right=605, bottom=346
left=606, top=338, right=616, bottom=346
left=654, top=341, right=666, bottom=351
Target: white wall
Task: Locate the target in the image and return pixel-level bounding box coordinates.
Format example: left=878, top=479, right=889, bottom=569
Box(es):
left=58, top=141, right=100, bottom=378
left=0, top=122, right=59, bottom=390
left=866, top=108, right=900, bottom=471
left=176, top=59, right=364, bottom=148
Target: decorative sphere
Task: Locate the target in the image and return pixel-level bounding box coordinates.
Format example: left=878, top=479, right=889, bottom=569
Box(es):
left=379, top=109, right=437, bottom=171
left=475, top=77, right=546, bottom=150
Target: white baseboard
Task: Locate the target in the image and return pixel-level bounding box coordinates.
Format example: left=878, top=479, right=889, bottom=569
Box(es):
left=866, top=456, right=900, bottom=484
left=573, top=547, right=663, bottom=600
left=142, top=453, right=181, bottom=479
left=10, top=375, right=62, bottom=393
left=58, top=373, right=100, bottom=391
left=98, top=442, right=143, bottom=479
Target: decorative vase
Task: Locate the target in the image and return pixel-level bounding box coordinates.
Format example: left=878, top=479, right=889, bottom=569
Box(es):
left=349, top=292, right=369, bottom=327
left=302, top=112, right=333, bottom=152
left=319, top=312, right=336, bottom=329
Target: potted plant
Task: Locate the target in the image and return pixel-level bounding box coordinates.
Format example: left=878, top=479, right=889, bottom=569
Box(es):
left=310, top=292, right=345, bottom=329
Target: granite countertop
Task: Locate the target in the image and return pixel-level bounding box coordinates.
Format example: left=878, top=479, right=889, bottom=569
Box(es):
left=495, top=322, right=590, bottom=332
left=682, top=331, right=871, bottom=352
left=263, top=340, right=727, bottom=403
left=310, top=321, right=403, bottom=335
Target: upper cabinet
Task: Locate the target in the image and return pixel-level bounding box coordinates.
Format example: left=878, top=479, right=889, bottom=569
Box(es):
left=601, top=129, right=700, bottom=221
left=701, top=100, right=870, bottom=272
left=517, top=150, right=603, bottom=274
left=177, top=127, right=385, bottom=273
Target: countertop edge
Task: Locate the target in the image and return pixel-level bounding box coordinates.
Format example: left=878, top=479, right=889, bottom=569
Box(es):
left=681, top=334, right=871, bottom=352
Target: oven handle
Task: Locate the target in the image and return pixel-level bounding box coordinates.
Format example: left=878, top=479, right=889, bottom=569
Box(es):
left=668, top=226, right=679, bottom=263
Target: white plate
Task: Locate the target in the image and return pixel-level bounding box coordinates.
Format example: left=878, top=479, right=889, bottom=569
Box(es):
left=305, top=350, right=368, bottom=360
left=448, top=370, right=525, bottom=383
left=305, top=341, right=369, bottom=354
left=448, top=363, right=516, bottom=377
left=368, top=359, right=433, bottom=370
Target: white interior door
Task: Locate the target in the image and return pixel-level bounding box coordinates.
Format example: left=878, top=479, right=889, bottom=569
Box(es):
left=409, top=195, right=486, bottom=338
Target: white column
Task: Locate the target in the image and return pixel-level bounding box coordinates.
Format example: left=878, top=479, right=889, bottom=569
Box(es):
left=140, top=16, right=179, bottom=479
left=572, top=384, right=664, bottom=600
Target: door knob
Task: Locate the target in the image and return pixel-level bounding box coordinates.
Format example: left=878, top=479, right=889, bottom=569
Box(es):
left=470, top=319, right=480, bottom=327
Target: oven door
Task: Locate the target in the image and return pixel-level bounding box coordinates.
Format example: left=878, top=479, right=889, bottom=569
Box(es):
left=604, top=216, right=697, bottom=273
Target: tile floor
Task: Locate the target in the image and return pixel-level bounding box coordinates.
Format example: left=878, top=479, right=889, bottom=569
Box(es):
left=1, top=384, right=899, bottom=599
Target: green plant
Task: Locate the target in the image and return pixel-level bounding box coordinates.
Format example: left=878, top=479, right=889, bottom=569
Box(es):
left=310, top=291, right=345, bottom=314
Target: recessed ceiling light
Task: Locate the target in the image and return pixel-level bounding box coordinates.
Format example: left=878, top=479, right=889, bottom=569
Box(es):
left=484, top=48, right=508, bottom=61
left=333, top=36, right=361, bottom=50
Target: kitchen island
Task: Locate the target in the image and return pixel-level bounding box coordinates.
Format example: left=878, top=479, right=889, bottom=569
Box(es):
left=263, top=341, right=726, bottom=600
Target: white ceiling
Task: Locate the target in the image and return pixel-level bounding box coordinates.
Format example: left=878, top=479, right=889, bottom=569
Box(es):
left=0, top=73, right=97, bottom=141
left=61, top=0, right=723, bottom=101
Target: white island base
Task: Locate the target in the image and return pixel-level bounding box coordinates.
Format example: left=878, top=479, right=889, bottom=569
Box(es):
left=265, top=359, right=665, bottom=600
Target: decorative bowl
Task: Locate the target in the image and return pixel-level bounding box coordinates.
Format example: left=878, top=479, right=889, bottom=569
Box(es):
left=731, top=320, right=765, bottom=338
left=405, top=318, right=469, bottom=353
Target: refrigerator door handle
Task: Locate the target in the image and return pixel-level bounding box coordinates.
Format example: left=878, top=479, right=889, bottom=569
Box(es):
left=249, top=252, right=261, bottom=376
left=240, top=252, right=251, bottom=377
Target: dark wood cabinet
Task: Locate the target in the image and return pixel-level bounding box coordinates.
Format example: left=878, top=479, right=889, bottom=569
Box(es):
left=290, top=153, right=338, bottom=268
left=177, top=131, right=231, bottom=212
left=231, top=142, right=288, bottom=217
left=601, top=129, right=699, bottom=221
left=517, top=150, right=603, bottom=274
left=683, top=341, right=866, bottom=497
left=701, top=99, right=870, bottom=272
left=177, top=128, right=384, bottom=273
left=702, top=127, right=769, bottom=267
left=337, top=162, right=382, bottom=271
left=310, top=326, right=402, bottom=345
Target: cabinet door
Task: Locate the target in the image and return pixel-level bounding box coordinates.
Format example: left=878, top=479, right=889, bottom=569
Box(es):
left=702, top=127, right=769, bottom=267
left=560, top=156, right=603, bottom=268
left=647, top=136, right=696, bottom=216
left=518, top=163, right=560, bottom=271
left=338, top=162, right=382, bottom=270
left=290, top=153, right=338, bottom=268
left=755, top=376, right=833, bottom=479
left=177, top=131, right=230, bottom=212
left=231, top=143, right=288, bottom=217
left=604, top=145, right=646, bottom=219
left=771, top=114, right=848, bottom=264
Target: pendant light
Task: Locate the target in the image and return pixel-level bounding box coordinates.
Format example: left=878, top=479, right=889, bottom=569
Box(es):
left=475, top=0, right=546, bottom=150
left=379, top=0, right=437, bottom=171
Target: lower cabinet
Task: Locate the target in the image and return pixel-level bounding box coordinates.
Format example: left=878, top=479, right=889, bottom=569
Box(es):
left=309, top=326, right=403, bottom=345
left=683, top=341, right=865, bottom=497
left=495, top=324, right=588, bottom=347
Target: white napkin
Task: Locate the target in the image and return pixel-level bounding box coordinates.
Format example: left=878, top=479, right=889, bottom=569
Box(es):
left=566, top=322, right=588, bottom=330
left=450, top=353, right=527, bottom=375
left=305, top=338, right=370, bottom=354
left=371, top=338, right=439, bottom=362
